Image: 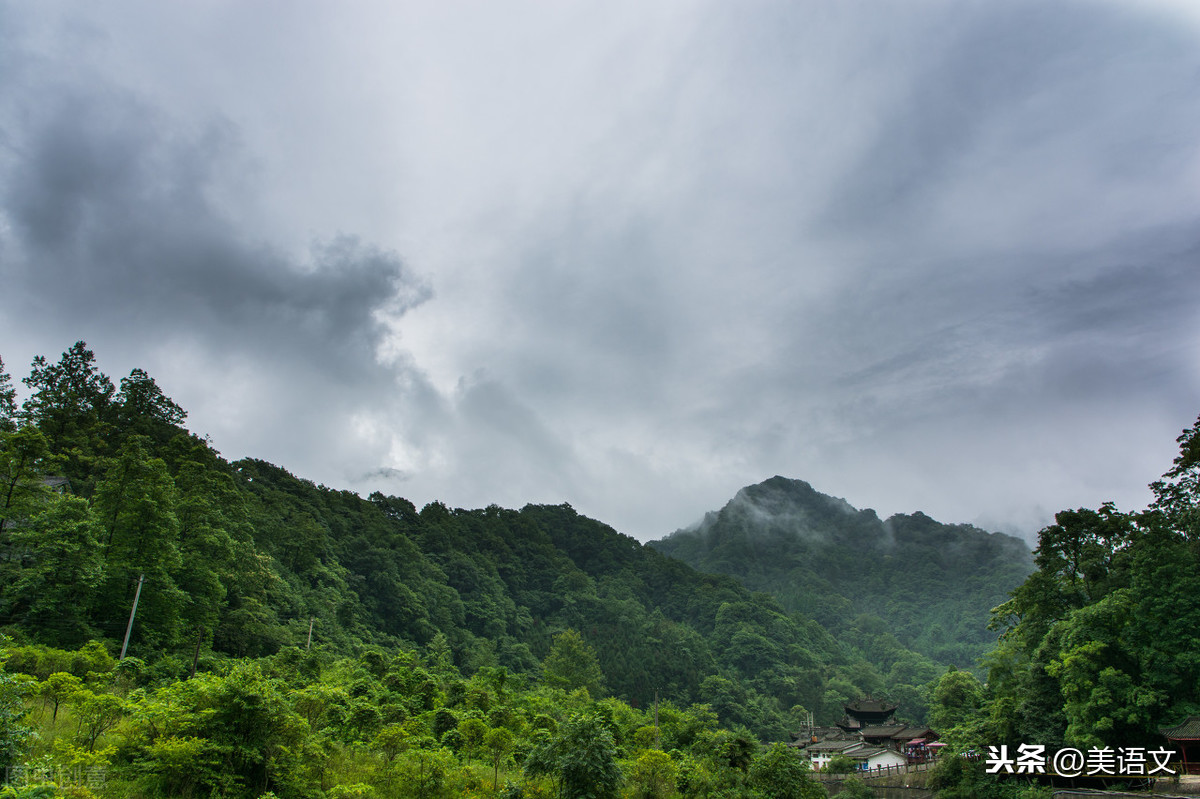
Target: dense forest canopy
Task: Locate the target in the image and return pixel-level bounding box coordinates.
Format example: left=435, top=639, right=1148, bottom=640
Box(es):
left=0, top=343, right=974, bottom=733
left=0, top=342, right=955, bottom=798
left=1, top=341, right=1193, bottom=799
left=650, top=477, right=1035, bottom=669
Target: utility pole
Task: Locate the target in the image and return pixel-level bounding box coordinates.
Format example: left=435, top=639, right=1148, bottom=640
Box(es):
left=306, top=617, right=315, bottom=651
left=190, top=627, right=203, bottom=678
left=119, top=573, right=145, bottom=661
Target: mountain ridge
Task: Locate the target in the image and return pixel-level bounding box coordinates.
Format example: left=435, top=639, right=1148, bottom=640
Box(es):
left=0, top=344, right=1028, bottom=741
left=650, top=475, right=1035, bottom=668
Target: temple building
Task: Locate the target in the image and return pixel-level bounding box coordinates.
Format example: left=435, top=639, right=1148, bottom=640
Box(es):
left=789, top=696, right=940, bottom=771
left=1161, top=715, right=1200, bottom=775
left=839, top=696, right=900, bottom=730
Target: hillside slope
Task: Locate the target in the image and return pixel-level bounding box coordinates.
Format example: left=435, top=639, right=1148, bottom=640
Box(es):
left=650, top=476, right=1035, bottom=668
left=1, top=343, right=958, bottom=736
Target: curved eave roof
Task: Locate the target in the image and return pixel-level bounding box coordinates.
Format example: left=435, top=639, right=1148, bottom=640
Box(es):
left=1161, top=716, right=1200, bottom=740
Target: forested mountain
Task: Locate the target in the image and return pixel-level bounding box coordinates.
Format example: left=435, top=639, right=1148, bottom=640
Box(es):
left=650, top=478, right=1035, bottom=669
left=0, top=343, right=947, bottom=757
left=11, top=342, right=1184, bottom=799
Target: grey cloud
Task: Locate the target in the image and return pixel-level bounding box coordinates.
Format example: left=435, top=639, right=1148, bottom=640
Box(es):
left=3, top=0, right=1200, bottom=543
left=821, top=1, right=1200, bottom=246
left=0, top=29, right=440, bottom=499
left=1027, top=231, right=1200, bottom=339
left=454, top=373, right=578, bottom=491
left=1, top=81, right=429, bottom=381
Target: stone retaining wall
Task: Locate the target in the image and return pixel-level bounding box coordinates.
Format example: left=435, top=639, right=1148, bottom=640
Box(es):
left=818, top=762, right=934, bottom=798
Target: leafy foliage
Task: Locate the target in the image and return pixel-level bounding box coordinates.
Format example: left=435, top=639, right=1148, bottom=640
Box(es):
left=746, top=742, right=823, bottom=799
left=541, top=629, right=605, bottom=697
left=960, top=415, right=1200, bottom=761
left=0, top=644, right=33, bottom=772
left=527, top=711, right=622, bottom=799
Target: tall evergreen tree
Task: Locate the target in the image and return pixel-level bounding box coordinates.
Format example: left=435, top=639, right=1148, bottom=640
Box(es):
left=21, top=341, right=115, bottom=487
left=114, top=368, right=187, bottom=444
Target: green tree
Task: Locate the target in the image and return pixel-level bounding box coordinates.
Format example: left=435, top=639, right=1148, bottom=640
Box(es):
left=384, top=744, right=454, bottom=799
left=4, top=495, right=103, bottom=643
left=171, top=461, right=244, bottom=653
left=542, top=629, right=605, bottom=697
left=72, top=689, right=125, bottom=751
left=114, top=368, right=186, bottom=433
left=0, top=644, right=33, bottom=772
left=526, top=712, right=622, bottom=799
left=825, top=753, right=856, bottom=774
left=39, top=672, right=83, bottom=723
left=91, top=437, right=185, bottom=650
left=1150, top=413, right=1200, bottom=527
left=132, top=735, right=222, bottom=798
left=699, top=675, right=750, bottom=729
left=628, top=748, right=678, bottom=798
left=982, top=418, right=1200, bottom=752
left=928, top=668, right=984, bottom=746
left=927, top=754, right=984, bottom=799
left=1045, top=589, right=1165, bottom=747
left=373, top=724, right=410, bottom=762
left=126, top=664, right=317, bottom=797
left=483, top=726, right=514, bottom=790
left=458, top=716, right=487, bottom=760
left=747, top=742, right=824, bottom=799
left=0, top=426, right=58, bottom=541
left=1030, top=504, right=1133, bottom=608
left=20, top=342, right=115, bottom=482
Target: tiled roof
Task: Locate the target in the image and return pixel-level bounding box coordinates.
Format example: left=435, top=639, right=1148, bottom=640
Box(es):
left=893, top=727, right=935, bottom=741
left=860, top=724, right=937, bottom=742
left=807, top=740, right=865, bottom=753
left=813, top=726, right=852, bottom=738
left=1161, top=716, right=1200, bottom=740
left=847, top=746, right=893, bottom=761
left=860, top=725, right=908, bottom=738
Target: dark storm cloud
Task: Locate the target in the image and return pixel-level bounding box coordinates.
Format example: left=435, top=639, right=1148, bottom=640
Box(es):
left=1, top=82, right=428, bottom=379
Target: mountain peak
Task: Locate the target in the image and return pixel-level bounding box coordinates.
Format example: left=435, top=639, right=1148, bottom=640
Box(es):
left=650, top=476, right=1033, bottom=667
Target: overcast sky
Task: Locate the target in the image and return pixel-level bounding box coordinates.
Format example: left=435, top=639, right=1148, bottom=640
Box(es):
left=3, top=1, right=1199, bottom=543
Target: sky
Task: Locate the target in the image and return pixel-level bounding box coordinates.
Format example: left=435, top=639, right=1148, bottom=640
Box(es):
left=2, top=1, right=1199, bottom=543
